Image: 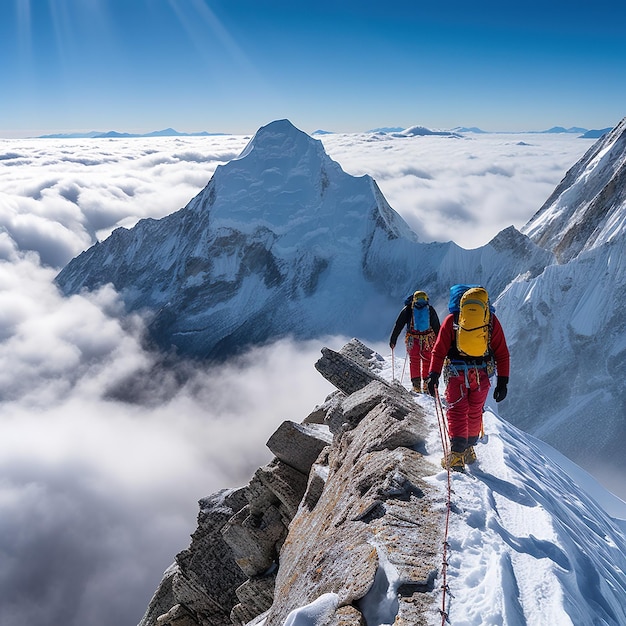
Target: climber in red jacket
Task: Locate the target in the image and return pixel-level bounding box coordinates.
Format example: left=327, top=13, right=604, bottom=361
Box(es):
left=389, top=290, right=441, bottom=393
left=426, top=286, right=510, bottom=472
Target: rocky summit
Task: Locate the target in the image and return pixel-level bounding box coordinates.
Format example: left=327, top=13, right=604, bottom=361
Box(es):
left=138, top=338, right=443, bottom=626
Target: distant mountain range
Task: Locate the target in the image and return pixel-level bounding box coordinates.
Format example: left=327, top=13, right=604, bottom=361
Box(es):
left=448, top=125, right=613, bottom=137
left=36, top=128, right=228, bottom=139
left=36, top=125, right=613, bottom=139
left=376, top=125, right=613, bottom=137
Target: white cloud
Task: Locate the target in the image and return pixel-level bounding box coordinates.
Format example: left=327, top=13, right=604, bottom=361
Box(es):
left=319, top=132, right=590, bottom=248
left=0, top=241, right=338, bottom=625
left=0, top=129, right=592, bottom=625
left=0, top=136, right=251, bottom=266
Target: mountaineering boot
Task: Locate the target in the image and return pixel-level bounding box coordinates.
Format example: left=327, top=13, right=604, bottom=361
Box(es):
left=441, top=451, right=465, bottom=472
left=464, top=446, right=477, bottom=465
left=411, top=378, right=423, bottom=393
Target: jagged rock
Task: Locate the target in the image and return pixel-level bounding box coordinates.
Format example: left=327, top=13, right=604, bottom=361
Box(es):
left=254, top=461, right=310, bottom=522
left=245, top=459, right=309, bottom=524
left=156, top=604, right=198, bottom=626
left=260, top=374, right=440, bottom=626
left=221, top=504, right=285, bottom=577
left=138, top=488, right=248, bottom=626
left=139, top=341, right=442, bottom=626
left=140, top=565, right=179, bottom=626
left=230, top=573, right=277, bottom=625
left=266, top=420, right=333, bottom=475
left=303, top=391, right=345, bottom=425
left=328, top=379, right=416, bottom=435
left=338, top=338, right=385, bottom=372
left=314, top=345, right=388, bottom=395
left=300, top=449, right=330, bottom=512
left=221, top=458, right=313, bottom=580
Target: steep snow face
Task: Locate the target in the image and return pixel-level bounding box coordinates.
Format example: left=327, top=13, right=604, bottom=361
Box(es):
left=496, top=241, right=626, bottom=485
left=196, top=119, right=419, bottom=242
left=522, top=116, right=626, bottom=263
left=496, top=118, right=626, bottom=491
left=55, top=119, right=550, bottom=359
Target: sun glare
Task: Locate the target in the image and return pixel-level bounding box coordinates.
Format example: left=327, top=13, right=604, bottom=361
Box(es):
left=166, top=0, right=256, bottom=75
left=15, top=0, right=32, bottom=59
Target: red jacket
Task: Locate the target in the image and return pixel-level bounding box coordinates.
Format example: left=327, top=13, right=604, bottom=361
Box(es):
left=429, top=313, right=510, bottom=377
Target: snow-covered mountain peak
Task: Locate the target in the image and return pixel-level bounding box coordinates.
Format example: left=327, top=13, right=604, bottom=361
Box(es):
left=522, top=115, right=626, bottom=263
left=55, top=119, right=551, bottom=360
left=55, top=120, right=428, bottom=358
left=235, top=118, right=328, bottom=163
left=187, top=118, right=416, bottom=243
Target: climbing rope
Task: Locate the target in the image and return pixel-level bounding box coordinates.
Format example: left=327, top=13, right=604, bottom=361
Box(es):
left=434, top=387, right=452, bottom=625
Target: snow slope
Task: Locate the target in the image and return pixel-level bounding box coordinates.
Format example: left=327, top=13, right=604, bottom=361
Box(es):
left=498, top=116, right=626, bottom=494
left=268, top=354, right=626, bottom=626
left=522, top=117, right=626, bottom=263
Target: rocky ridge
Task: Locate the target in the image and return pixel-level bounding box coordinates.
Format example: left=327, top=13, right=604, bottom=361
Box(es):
left=138, top=339, right=442, bottom=626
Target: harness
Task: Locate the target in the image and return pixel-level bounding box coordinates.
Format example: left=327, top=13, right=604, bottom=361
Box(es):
left=405, top=329, right=436, bottom=351
left=444, top=356, right=496, bottom=389
left=447, top=359, right=490, bottom=371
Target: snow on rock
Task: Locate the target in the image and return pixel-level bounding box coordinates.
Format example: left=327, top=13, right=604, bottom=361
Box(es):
left=281, top=593, right=340, bottom=626
left=522, top=116, right=626, bottom=263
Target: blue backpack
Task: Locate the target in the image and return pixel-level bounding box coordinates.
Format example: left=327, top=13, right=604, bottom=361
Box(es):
left=404, top=290, right=431, bottom=332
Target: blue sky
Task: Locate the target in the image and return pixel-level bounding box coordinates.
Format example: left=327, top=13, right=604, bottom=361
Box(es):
left=1, top=0, right=625, bottom=137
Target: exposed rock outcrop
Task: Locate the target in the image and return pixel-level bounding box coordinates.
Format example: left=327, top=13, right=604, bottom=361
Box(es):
left=139, top=488, right=249, bottom=626
left=138, top=339, right=442, bottom=626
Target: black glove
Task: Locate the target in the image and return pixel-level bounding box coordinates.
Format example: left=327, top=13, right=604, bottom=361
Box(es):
left=426, top=372, right=440, bottom=397
left=493, top=376, right=509, bottom=402
left=389, top=340, right=396, bottom=349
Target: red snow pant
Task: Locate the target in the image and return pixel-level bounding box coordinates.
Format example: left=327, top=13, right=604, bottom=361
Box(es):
left=445, top=366, right=490, bottom=449
left=406, top=331, right=436, bottom=381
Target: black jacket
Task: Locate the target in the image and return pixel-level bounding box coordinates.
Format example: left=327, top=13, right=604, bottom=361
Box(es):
left=389, top=304, right=441, bottom=347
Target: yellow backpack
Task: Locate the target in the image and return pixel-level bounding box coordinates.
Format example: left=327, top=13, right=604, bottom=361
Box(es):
left=455, top=287, right=491, bottom=357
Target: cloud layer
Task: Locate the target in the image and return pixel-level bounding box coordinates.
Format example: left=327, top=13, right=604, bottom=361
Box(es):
left=320, top=132, right=591, bottom=248
left=0, top=246, right=339, bottom=625
left=1, top=132, right=591, bottom=267
left=0, top=130, right=592, bottom=625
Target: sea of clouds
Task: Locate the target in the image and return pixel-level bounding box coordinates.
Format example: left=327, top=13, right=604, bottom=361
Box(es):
left=0, top=130, right=592, bottom=626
